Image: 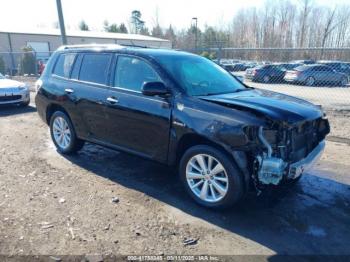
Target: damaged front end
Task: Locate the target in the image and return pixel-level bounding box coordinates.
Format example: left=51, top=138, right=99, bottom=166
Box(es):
left=252, top=117, right=330, bottom=188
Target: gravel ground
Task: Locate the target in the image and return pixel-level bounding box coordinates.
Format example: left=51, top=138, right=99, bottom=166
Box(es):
left=0, top=90, right=350, bottom=258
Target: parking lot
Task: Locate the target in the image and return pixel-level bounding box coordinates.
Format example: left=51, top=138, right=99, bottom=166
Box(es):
left=1, top=78, right=350, bottom=257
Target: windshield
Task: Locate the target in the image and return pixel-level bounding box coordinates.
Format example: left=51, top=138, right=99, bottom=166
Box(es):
left=155, top=54, right=246, bottom=96
left=0, top=73, right=4, bottom=79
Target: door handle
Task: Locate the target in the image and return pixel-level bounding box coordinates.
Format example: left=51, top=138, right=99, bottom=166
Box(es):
left=107, top=96, right=119, bottom=104
left=65, top=88, right=74, bottom=94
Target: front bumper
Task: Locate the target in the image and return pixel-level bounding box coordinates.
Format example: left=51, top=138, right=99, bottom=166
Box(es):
left=288, top=140, right=325, bottom=179
left=257, top=140, right=326, bottom=185
left=0, top=89, right=30, bottom=105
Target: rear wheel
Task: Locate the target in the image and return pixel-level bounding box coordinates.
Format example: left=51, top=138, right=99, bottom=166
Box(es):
left=340, top=77, right=348, bottom=87
left=49, top=111, right=85, bottom=154
left=179, top=145, right=244, bottom=209
left=263, top=75, right=271, bottom=83
left=305, top=77, right=315, bottom=86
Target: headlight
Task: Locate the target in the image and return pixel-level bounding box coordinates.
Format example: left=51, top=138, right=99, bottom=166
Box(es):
left=35, top=79, right=43, bottom=92
left=18, top=84, right=28, bottom=90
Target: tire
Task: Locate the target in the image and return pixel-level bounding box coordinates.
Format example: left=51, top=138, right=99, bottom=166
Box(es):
left=49, top=111, right=85, bottom=154
left=340, top=77, right=348, bottom=87
left=20, top=100, right=30, bottom=107
left=263, top=75, right=270, bottom=83
left=179, top=145, right=244, bottom=209
left=305, top=77, right=315, bottom=86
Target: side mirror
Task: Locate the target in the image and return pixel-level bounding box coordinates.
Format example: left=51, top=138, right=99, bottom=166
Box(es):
left=141, top=81, right=169, bottom=97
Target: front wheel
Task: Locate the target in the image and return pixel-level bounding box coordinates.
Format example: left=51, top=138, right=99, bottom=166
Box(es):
left=179, top=145, right=244, bottom=209
left=305, top=77, right=315, bottom=86
left=49, top=111, right=85, bottom=154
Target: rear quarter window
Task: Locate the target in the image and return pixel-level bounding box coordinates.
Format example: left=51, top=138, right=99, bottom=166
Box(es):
left=52, top=53, right=76, bottom=78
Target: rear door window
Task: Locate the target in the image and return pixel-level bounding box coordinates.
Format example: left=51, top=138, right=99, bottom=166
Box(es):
left=70, top=54, right=83, bottom=80
left=53, top=53, right=76, bottom=78
left=79, top=53, right=112, bottom=85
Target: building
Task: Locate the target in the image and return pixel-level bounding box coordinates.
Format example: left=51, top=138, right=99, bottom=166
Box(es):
left=0, top=28, right=172, bottom=74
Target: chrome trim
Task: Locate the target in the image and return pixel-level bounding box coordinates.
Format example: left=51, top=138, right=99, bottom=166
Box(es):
left=288, top=140, right=326, bottom=179
left=64, top=88, right=74, bottom=94
left=107, top=97, right=119, bottom=104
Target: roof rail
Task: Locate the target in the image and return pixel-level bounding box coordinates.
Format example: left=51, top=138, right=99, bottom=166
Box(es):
left=57, top=44, right=125, bottom=51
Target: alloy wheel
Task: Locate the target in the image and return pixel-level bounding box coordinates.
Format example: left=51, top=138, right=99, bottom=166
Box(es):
left=306, top=77, right=315, bottom=86
left=52, top=116, right=72, bottom=150
left=186, top=154, right=229, bottom=203
left=263, top=75, right=270, bottom=83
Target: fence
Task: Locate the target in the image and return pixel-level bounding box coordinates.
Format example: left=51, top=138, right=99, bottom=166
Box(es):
left=0, top=51, right=52, bottom=76
left=208, top=47, right=350, bottom=63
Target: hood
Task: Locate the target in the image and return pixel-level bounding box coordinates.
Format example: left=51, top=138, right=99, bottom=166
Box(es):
left=0, top=79, right=25, bottom=89
left=200, top=88, right=323, bottom=124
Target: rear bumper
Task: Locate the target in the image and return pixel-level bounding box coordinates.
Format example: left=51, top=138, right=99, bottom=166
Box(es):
left=288, top=140, right=325, bottom=179
left=35, top=92, right=48, bottom=123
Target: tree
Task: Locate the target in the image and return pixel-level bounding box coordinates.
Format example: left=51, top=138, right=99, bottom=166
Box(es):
left=152, top=25, right=163, bottom=38
left=164, top=25, right=177, bottom=47
left=140, top=27, right=150, bottom=36
left=19, top=46, right=36, bottom=75
left=0, top=56, right=5, bottom=74
left=104, top=21, right=128, bottom=34
left=119, top=23, right=128, bottom=33
left=151, top=7, right=164, bottom=38
left=131, top=10, right=145, bottom=34
left=107, top=23, right=120, bottom=33
left=79, top=20, right=89, bottom=31
left=298, top=0, right=313, bottom=47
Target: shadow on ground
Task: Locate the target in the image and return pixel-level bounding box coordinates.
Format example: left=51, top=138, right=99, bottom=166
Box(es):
left=62, top=143, right=350, bottom=255
left=0, top=105, right=36, bottom=117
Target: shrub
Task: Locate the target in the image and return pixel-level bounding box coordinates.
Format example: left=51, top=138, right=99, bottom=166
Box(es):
left=19, top=46, right=36, bottom=75
left=200, top=51, right=210, bottom=59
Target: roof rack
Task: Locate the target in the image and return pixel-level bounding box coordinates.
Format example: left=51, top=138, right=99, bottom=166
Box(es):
left=57, top=44, right=125, bottom=51
left=57, top=43, right=150, bottom=51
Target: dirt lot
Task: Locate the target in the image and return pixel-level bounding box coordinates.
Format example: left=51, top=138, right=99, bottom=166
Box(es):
left=0, top=82, right=350, bottom=258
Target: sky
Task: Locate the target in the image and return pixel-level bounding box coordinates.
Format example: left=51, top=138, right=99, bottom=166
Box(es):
left=1, top=0, right=349, bottom=33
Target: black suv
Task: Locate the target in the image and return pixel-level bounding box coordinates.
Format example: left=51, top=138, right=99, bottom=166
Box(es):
left=35, top=45, right=330, bottom=209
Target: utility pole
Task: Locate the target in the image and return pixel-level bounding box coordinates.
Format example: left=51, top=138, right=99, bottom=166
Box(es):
left=192, top=17, right=198, bottom=54
left=56, top=0, right=67, bottom=45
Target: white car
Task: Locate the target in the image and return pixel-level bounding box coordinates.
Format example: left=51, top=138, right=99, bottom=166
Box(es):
left=0, top=73, right=30, bottom=106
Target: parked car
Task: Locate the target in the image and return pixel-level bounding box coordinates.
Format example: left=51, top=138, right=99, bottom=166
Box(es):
left=317, top=61, right=350, bottom=77
left=221, top=64, right=235, bottom=72
left=284, top=64, right=349, bottom=86
left=35, top=44, right=330, bottom=209
left=231, top=63, right=250, bottom=72
left=0, top=73, right=30, bottom=106
left=290, top=59, right=315, bottom=65
left=245, top=64, right=288, bottom=83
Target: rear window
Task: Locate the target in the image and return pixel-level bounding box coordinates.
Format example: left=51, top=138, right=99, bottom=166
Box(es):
left=79, top=53, right=112, bottom=85
left=295, top=65, right=309, bottom=71
left=53, top=53, right=76, bottom=78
